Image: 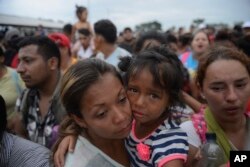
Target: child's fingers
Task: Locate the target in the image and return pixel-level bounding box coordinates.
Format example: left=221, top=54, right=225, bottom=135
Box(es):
left=68, top=136, right=77, bottom=153
left=54, top=136, right=74, bottom=167
left=54, top=147, right=64, bottom=167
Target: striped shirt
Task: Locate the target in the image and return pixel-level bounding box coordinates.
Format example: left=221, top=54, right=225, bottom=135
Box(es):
left=0, top=132, right=52, bottom=167
left=125, top=118, right=188, bottom=167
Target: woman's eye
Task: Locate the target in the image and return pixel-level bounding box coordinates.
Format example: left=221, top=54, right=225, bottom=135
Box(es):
left=235, top=83, right=247, bottom=88
left=211, top=87, right=224, bottom=91
left=96, top=111, right=107, bottom=118
left=119, top=96, right=127, bottom=103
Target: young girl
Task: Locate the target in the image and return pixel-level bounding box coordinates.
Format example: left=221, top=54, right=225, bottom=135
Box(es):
left=54, top=47, right=190, bottom=167
left=73, top=5, right=92, bottom=35
left=71, top=5, right=93, bottom=57
left=120, top=47, right=189, bottom=166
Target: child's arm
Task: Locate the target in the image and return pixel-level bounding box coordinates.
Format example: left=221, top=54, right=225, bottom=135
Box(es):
left=52, top=116, right=80, bottom=167
left=53, top=135, right=77, bottom=167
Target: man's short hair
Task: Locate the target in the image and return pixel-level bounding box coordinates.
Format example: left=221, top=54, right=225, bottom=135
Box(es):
left=18, top=36, right=61, bottom=68
left=94, top=19, right=117, bottom=44
left=123, top=27, right=132, bottom=33
left=78, top=28, right=91, bottom=36
left=63, top=24, right=73, bottom=35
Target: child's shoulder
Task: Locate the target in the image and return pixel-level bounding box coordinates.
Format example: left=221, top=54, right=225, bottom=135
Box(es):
left=151, top=117, right=187, bottom=141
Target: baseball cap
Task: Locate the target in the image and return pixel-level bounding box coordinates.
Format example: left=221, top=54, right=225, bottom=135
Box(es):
left=48, top=33, right=70, bottom=48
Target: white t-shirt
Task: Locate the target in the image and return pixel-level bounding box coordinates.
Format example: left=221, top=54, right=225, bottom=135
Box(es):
left=179, top=120, right=201, bottom=147
left=64, top=136, right=125, bottom=167
left=96, top=47, right=131, bottom=68
left=77, top=46, right=93, bottom=59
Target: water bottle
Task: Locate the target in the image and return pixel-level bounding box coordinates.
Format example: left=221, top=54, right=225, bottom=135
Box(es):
left=198, top=133, right=225, bottom=167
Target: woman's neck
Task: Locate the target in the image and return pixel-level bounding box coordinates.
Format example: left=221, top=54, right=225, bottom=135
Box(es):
left=193, top=52, right=201, bottom=60
left=100, top=44, right=116, bottom=59
left=218, top=115, right=246, bottom=133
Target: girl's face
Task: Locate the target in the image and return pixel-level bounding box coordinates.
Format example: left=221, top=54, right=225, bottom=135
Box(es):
left=77, top=73, right=132, bottom=140
left=79, top=10, right=88, bottom=21
left=201, top=59, right=250, bottom=123
left=127, top=68, right=169, bottom=124
left=191, top=32, right=209, bottom=55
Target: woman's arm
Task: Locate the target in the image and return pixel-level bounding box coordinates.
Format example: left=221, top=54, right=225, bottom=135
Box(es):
left=182, top=91, right=204, bottom=113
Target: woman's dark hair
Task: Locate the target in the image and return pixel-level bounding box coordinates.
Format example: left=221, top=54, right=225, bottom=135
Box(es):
left=0, top=95, right=7, bottom=141
left=61, top=58, right=122, bottom=118
left=119, top=46, right=184, bottom=108
left=196, top=46, right=250, bottom=87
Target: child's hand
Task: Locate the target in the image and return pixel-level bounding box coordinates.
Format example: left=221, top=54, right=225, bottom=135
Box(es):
left=54, top=135, right=77, bottom=167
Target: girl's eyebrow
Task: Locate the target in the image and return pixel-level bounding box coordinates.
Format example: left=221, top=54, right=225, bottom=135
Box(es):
left=148, top=88, right=162, bottom=94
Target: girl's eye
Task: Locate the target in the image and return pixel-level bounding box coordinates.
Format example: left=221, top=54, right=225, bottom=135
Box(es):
left=150, top=93, right=159, bottom=99
left=128, top=88, right=137, bottom=93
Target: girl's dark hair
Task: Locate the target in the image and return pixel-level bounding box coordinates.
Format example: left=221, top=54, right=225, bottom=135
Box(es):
left=75, top=5, right=87, bottom=18
left=196, top=46, right=250, bottom=87
left=119, top=46, right=184, bottom=108
left=61, top=58, right=122, bottom=118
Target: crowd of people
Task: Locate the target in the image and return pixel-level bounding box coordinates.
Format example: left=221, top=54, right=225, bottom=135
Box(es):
left=1, top=4, right=250, bottom=167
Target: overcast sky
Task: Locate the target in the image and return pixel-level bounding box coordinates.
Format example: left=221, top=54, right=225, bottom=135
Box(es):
left=0, top=0, right=250, bottom=32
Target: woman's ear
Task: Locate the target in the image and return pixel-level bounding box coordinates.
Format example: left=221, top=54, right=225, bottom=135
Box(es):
left=71, top=114, right=87, bottom=129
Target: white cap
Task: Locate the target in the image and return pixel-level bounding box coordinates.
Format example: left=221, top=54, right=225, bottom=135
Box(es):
left=243, top=21, right=250, bottom=28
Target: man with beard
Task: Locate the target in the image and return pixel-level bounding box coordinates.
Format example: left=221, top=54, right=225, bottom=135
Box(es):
left=11, top=36, right=66, bottom=148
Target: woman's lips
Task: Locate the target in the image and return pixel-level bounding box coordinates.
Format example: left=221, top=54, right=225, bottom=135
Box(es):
left=117, top=122, right=132, bottom=134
